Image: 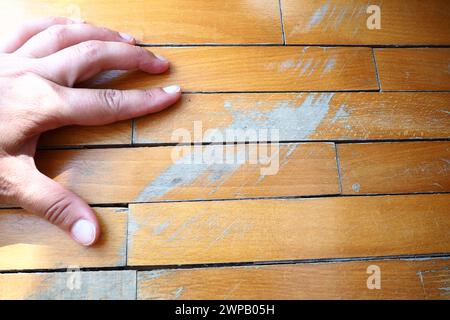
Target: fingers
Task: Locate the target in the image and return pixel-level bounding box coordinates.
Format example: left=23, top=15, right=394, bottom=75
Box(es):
left=56, top=85, right=181, bottom=126
left=0, top=17, right=81, bottom=54
left=18, top=170, right=100, bottom=246
left=14, top=23, right=135, bottom=58
left=37, top=41, right=168, bottom=86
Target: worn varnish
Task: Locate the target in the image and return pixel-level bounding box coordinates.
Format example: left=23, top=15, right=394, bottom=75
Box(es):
left=375, top=48, right=450, bottom=91
left=282, top=0, right=450, bottom=45
left=0, top=0, right=282, bottom=44
left=39, top=121, right=131, bottom=147
left=127, top=194, right=450, bottom=266
left=91, top=47, right=378, bottom=92
left=135, top=92, right=450, bottom=144
left=138, top=258, right=450, bottom=299
left=0, top=208, right=127, bottom=271
left=338, top=141, right=450, bottom=195
left=0, top=270, right=136, bottom=300
left=35, top=143, right=340, bottom=203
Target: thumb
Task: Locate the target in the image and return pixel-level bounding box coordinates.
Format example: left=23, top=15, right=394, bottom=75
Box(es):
left=19, top=170, right=100, bottom=246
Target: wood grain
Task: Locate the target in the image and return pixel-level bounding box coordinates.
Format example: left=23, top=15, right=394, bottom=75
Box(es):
left=0, top=270, right=136, bottom=300
left=127, top=194, right=450, bottom=266
left=135, top=92, right=450, bottom=143
left=0, top=0, right=282, bottom=44
left=138, top=258, right=450, bottom=299
left=91, top=47, right=378, bottom=92
left=35, top=143, right=340, bottom=203
left=39, top=121, right=131, bottom=147
left=0, top=208, right=127, bottom=271
left=375, top=48, right=450, bottom=91
left=282, top=0, right=450, bottom=45
left=338, top=141, right=450, bottom=194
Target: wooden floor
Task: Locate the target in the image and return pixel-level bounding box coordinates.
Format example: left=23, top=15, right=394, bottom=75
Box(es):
left=0, top=0, right=450, bottom=300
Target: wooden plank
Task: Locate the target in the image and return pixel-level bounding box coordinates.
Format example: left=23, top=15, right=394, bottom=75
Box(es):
left=375, top=49, right=450, bottom=91
left=39, top=121, right=132, bottom=147
left=338, top=141, right=450, bottom=194
left=35, top=143, right=340, bottom=203
left=0, top=208, right=127, bottom=271
left=135, top=92, right=450, bottom=143
left=92, top=47, right=378, bottom=92
left=282, top=0, right=450, bottom=45
left=138, top=258, right=450, bottom=299
left=0, top=270, right=136, bottom=300
left=0, top=0, right=282, bottom=44
left=127, top=194, right=450, bottom=266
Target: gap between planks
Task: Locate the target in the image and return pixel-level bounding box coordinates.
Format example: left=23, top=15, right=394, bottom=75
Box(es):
left=1, top=252, right=450, bottom=275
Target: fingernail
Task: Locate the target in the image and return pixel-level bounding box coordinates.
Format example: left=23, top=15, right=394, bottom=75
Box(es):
left=119, top=32, right=134, bottom=42
left=163, top=85, right=181, bottom=94
left=71, top=219, right=96, bottom=246
left=155, top=54, right=167, bottom=62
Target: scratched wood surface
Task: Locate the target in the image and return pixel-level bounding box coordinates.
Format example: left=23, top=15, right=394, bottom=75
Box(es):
left=0, top=0, right=282, bottom=44
left=127, top=194, right=450, bottom=266
left=35, top=143, right=340, bottom=203
left=0, top=270, right=136, bottom=300
left=375, top=49, right=450, bottom=91
left=338, top=141, right=450, bottom=195
left=0, top=208, right=127, bottom=271
left=39, top=121, right=131, bottom=147
left=1, top=1, right=450, bottom=300
left=91, top=47, right=378, bottom=92
left=135, top=92, right=450, bottom=144
left=138, top=258, right=450, bottom=300
left=282, top=0, right=450, bottom=45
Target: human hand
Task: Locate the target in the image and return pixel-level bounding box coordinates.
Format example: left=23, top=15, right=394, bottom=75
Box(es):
left=0, top=17, right=181, bottom=246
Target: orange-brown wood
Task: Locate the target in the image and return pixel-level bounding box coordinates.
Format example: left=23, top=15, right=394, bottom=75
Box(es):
left=375, top=48, right=450, bottom=91
left=92, top=47, right=378, bottom=92
left=135, top=92, right=450, bottom=143
left=0, top=208, right=127, bottom=271
left=0, top=0, right=282, bottom=44
left=0, top=270, right=136, bottom=299
left=35, top=143, right=340, bottom=203
left=127, top=194, right=450, bottom=266
left=138, top=258, right=450, bottom=299
left=39, top=121, right=131, bottom=147
left=338, top=141, right=450, bottom=194
left=282, top=0, right=450, bottom=45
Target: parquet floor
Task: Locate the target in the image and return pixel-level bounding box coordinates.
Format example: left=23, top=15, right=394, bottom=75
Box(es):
left=0, top=0, right=449, bottom=299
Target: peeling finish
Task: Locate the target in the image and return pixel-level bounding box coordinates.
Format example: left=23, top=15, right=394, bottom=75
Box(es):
left=227, top=93, right=335, bottom=141
left=26, top=271, right=136, bottom=300
left=135, top=147, right=245, bottom=202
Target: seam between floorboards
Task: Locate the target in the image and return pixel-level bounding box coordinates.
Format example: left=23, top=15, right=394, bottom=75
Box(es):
left=278, top=0, right=286, bottom=45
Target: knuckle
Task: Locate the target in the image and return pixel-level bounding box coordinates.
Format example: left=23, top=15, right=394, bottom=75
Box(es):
left=76, top=40, right=103, bottom=59
left=45, top=25, right=67, bottom=43
left=43, top=197, right=72, bottom=226
left=100, top=89, right=124, bottom=115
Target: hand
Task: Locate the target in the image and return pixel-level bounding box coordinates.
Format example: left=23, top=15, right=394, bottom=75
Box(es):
left=0, top=17, right=181, bottom=246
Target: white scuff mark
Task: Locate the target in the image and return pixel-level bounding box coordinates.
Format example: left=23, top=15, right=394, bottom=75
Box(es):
left=331, top=104, right=350, bottom=123
left=173, top=287, right=184, bottom=299
left=306, top=2, right=330, bottom=31
left=153, top=220, right=171, bottom=235
left=228, top=93, right=335, bottom=141
left=323, top=56, right=336, bottom=74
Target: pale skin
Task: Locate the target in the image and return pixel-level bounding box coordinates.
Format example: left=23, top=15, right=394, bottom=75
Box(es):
left=0, top=17, right=181, bottom=246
